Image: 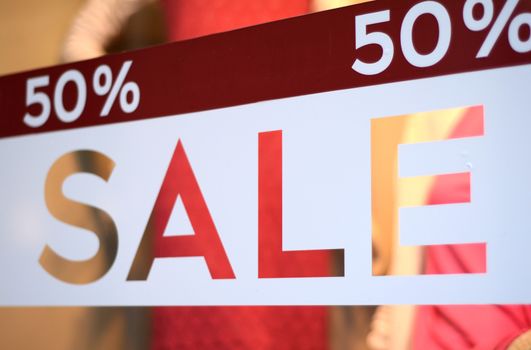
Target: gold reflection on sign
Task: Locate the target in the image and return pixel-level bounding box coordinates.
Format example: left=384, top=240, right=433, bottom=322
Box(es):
left=40, top=150, right=117, bottom=284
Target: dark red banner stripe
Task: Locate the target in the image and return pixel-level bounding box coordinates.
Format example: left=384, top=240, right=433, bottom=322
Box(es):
left=0, top=0, right=530, bottom=138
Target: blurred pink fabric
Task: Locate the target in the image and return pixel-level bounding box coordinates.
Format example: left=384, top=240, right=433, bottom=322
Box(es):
left=161, top=0, right=310, bottom=41
left=413, top=108, right=531, bottom=349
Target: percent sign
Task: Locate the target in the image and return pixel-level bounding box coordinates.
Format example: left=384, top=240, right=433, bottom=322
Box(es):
left=463, top=0, right=531, bottom=57
left=93, top=60, right=140, bottom=117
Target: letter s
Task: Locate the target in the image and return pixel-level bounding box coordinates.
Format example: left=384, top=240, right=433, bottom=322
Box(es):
left=40, top=150, right=117, bottom=284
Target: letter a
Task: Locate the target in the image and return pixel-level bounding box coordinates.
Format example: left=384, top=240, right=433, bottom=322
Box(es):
left=128, top=140, right=235, bottom=280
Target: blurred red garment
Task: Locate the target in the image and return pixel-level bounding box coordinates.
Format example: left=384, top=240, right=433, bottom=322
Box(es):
left=153, top=1, right=331, bottom=349
left=413, top=108, right=531, bottom=349
left=161, top=0, right=310, bottom=41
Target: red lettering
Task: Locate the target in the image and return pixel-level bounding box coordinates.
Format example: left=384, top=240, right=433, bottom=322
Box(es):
left=258, top=130, right=344, bottom=278
left=127, top=140, right=235, bottom=280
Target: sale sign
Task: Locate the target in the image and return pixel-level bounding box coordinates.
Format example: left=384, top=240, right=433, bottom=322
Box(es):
left=0, top=0, right=530, bottom=306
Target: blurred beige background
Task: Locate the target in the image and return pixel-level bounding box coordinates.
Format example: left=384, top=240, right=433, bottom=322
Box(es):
left=0, top=0, right=85, bottom=75
left=0, top=0, right=165, bottom=76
